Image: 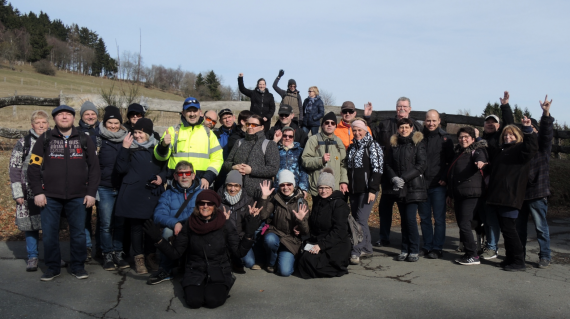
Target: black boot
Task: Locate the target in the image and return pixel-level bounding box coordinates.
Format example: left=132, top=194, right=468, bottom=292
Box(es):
left=103, top=253, right=116, bottom=271
left=112, top=251, right=130, bottom=269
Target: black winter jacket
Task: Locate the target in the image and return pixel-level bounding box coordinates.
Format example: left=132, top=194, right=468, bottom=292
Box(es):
left=218, top=187, right=254, bottom=239
left=447, top=140, right=489, bottom=199
left=301, top=96, right=325, bottom=128
left=422, top=127, right=455, bottom=189
left=370, top=116, right=423, bottom=150
left=273, top=76, right=303, bottom=121
left=525, top=115, right=554, bottom=200
left=226, top=126, right=246, bottom=158
left=157, top=215, right=254, bottom=288
left=77, top=120, right=101, bottom=150
left=98, top=137, right=123, bottom=188
left=238, top=77, right=276, bottom=120
left=486, top=129, right=538, bottom=210
left=266, top=119, right=308, bottom=148
left=382, top=132, right=427, bottom=203
left=28, top=127, right=100, bottom=199
left=124, top=122, right=161, bottom=141
left=114, top=145, right=167, bottom=219
left=481, top=103, right=514, bottom=162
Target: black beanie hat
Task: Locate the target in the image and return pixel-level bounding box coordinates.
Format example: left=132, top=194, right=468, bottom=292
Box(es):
left=321, top=111, right=337, bottom=126
left=132, top=118, right=153, bottom=136
left=127, top=103, right=145, bottom=117
left=103, top=106, right=123, bottom=125
left=288, top=79, right=296, bottom=87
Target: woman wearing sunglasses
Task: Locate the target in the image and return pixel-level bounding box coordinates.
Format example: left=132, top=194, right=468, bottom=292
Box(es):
left=115, top=118, right=167, bottom=274
left=301, top=86, right=325, bottom=135
left=238, top=73, right=276, bottom=132
left=259, top=172, right=310, bottom=276
left=274, top=126, right=309, bottom=198
left=223, top=114, right=279, bottom=199
left=144, top=189, right=262, bottom=309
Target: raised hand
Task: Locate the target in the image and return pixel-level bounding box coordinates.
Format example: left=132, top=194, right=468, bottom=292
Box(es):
left=364, top=102, right=373, bottom=117
left=293, top=203, right=308, bottom=220
left=273, top=129, right=282, bottom=143
left=239, top=73, right=244, bottom=77
left=499, top=91, right=510, bottom=105
left=540, top=94, right=552, bottom=116
left=123, top=132, right=133, bottom=148
left=222, top=206, right=231, bottom=220
left=474, top=128, right=480, bottom=138
left=162, top=131, right=172, bottom=146
left=248, top=201, right=263, bottom=217
left=259, top=180, right=275, bottom=199
left=278, top=69, right=284, bottom=77
left=522, top=116, right=531, bottom=127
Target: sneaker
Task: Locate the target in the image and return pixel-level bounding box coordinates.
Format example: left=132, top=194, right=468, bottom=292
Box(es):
left=480, top=247, right=498, bottom=260
left=427, top=250, right=443, bottom=259
left=456, top=255, right=480, bottom=265
left=112, top=251, right=130, bottom=270
left=418, top=249, right=429, bottom=257
left=538, top=259, right=550, bottom=269
left=407, top=254, right=419, bottom=262
left=360, top=252, right=373, bottom=259
left=397, top=252, right=408, bottom=261
left=86, top=247, right=92, bottom=262
left=103, top=253, right=116, bottom=271
left=40, top=271, right=60, bottom=281
left=146, top=253, right=159, bottom=272
left=504, top=263, right=526, bottom=272
left=349, top=255, right=360, bottom=265
left=26, top=257, right=39, bottom=272
left=147, top=270, right=173, bottom=285
left=266, top=266, right=275, bottom=273
left=374, top=240, right=390, bottom=247
left=251, top=264, right=262, bottom=270
left=72, top=269, right=89, bottom=279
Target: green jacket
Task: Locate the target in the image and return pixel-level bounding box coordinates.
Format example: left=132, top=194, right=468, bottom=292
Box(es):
left=301, top=132, right=348, bottom=196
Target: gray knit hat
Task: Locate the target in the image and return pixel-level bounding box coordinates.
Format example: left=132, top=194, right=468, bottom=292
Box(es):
left=80, top=101, right=98, bottom=117
left=278, top=170, right=296, bottom=187
left=317, top=168, right=336, bottom=189
left=226, top=170, right=243, bottom=186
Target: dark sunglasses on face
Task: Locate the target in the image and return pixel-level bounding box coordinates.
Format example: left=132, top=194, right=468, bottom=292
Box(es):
left=282, top=134, right=294, bottom=139
left=324, top=121, right=336, bottom=126
left=342, top=110, right=355, bottom=114
left=205, top=117, right=217, bottom=125
left=198, top=201, right=216, bottom=207
left=129, top=113, right=143, bottom=118
left=246, top=123, right=261, bottom=128
left=280, top=183, right=293, bottom=187
left=176, top=171, right=193, bottom=177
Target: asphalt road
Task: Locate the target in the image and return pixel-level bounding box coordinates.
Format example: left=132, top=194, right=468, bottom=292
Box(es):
left=1, top=219, right=569, bottom=319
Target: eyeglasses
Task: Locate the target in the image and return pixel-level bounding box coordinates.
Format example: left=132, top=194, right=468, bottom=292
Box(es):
left=323, top=120, right=336, bottom=126
left=282, top=134, right=294, bottom=139
left=246, top=123, right=261, bottom=128
left=318, top=186, right=332, bottom=191
left=129, top=113, right=143, bottom=118
left=308, top=90, right=314, bottom=93
left=205, top=117, right=217, bottom=125
left=176, top=171, right=193, bottom=177
left=197, top=201, right=216, bottom=207
left=341, top=110, right=355, bottom=114
left=289, top=85, right=296, bottom=88
left=226, top=183, right=241, bottom=188
left=280, top=183, right=293, bottom=187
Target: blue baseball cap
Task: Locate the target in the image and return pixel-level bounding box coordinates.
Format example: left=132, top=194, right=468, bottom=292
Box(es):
left=183, top=97, right=200, bottom=110
left=52, top=105, right=76, bottom=117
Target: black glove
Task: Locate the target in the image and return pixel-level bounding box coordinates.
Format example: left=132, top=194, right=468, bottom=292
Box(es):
left=243, top=214, right=261, bottom=238
left=278, top=69, right=284, bottom=78
left=143, top=220, right=163, bottom=244
left=151, top=186, right=165, bottom=197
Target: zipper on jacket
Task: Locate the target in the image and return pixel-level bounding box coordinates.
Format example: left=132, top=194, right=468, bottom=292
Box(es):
left=64, top=136, right=68, bottom=199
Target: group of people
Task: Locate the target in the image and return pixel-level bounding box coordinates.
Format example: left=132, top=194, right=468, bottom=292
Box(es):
left=9, top=69, right=555, bottom=308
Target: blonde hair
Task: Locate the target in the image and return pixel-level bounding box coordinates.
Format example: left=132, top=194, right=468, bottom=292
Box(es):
left=31, top=110, right=49, bottom=123
left=309, top=86, right=319, bottom=96
left=499, top=125, right=524, bottom=146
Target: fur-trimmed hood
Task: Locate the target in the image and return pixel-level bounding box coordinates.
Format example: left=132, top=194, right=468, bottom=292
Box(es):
left=390, top=131, right=424, bottom=147
left=454, top=139, right=488, bottom=154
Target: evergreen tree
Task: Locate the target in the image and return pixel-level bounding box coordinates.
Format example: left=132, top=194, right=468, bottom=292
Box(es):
left=50, top=19, right=67, bottom=41
left=482, top=102, right=501, bottom=118
left=92, top=37, right=107, bottom=76
left=523, top=107, right=532, bottom=119
left=513, top=104, right=523, bottom=123
left=205, top=70, right=221, bottom=100
left=28, top=30, right=50, bottom=62
left=195, top=73, right=205, bottom=87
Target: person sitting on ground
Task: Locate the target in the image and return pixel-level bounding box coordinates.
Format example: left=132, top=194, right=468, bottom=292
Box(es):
left=258, top=171, right=309, bottom=276
left=267, top=104, right=308, bottom=148
left=150, top=161, right=202, bottom=284
left=203, top=110, right=219, bottom=130
left=143, top=189, right=262, bottom=309
left=114, top=118, right=167, bottom=275
left=274, top=126, right=309, bottom=197
left=238, top=73, right=276, bottom=132
left=301, top=86, right=325, bottom=135
left=9, top=110, right=50, bottom=272
left=297, top=168, right=351, bottom=279
left=273, top=69, right=303, bottom=122
left=446, top=127, right=489, bottom=266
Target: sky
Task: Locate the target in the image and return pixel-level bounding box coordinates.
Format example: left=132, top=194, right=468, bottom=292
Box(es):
left=15, top=0, right=570, bottom=124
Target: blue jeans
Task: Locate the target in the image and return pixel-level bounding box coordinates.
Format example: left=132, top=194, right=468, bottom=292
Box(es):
left=302, top=126, right=319, bottom=135
left=481, top=203, right=501, bottom=251
left=517, top=198, right=551, bottom=260
left=379, top=195, right=398, bottom=242
left=25, top=230, right=39, bottom=259
left=97, top=187, right=124, bottom=253
left=159, top=227, right=175, bottom=274
left=263, top=232, right=295, bottom=277
left=41, top=197, right=86, bottom=273
left=417, top=186, right=447, bottom=251
left=241, top=222, right=266, bottom=268
left=397, top=202, right=420, bottom=254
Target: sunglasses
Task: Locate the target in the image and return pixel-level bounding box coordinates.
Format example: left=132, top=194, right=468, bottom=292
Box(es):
left=205, top=117, right=217, bottom=125
left=197, top=201, right=216, bottom=207
left=280, top=183, right=294, bottom=187
left=246, top=123, right=261, bottom=128
left=341, top=110, right=355, bottom=114
left=176, top=171, right=193, bottom=177
left=129, top=113, right=143, bottom=118
left=308, top=90, right=314, bottom=93
left=323, top=120, right=336, bottom=126
left=282, top=134, right=294, bottom=139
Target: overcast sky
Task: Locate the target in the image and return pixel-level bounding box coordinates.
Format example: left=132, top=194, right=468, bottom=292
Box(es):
left=16, top=0, right=570, bottom=124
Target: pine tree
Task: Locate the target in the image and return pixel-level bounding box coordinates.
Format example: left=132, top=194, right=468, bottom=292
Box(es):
left=513, top=104, right=523, bottom=123
left=28, top=30, right=50, bottom=62
left=523, top=107, right=532, bottom=119
left=205, top=70, right=221, bottom=100
left=482, top=102, right=502, bottom=118
left=195, top=73, right=205, bottom=87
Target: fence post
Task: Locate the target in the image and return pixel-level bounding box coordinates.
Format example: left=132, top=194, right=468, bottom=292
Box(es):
left=13, top=105, right=17, bottom=118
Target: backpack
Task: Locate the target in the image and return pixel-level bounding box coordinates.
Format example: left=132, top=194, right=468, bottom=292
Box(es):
left=330, top=199, right=364, bottom=246
left=21, top=133, right=34, bottom=164
left=237, top=138, right=269, bottom=155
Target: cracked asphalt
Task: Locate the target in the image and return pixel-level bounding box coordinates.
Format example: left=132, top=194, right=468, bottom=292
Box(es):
left=1, top=219, right=569, bottom=319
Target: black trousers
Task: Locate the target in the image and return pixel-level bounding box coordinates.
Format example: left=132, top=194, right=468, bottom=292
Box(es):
left=184, top=281, right=228, bottom=309
left=127, top=218, right=155, bottom=256
left=498, top=216, right=525, bottom=266
left=454, top=197, right=480, bottom=257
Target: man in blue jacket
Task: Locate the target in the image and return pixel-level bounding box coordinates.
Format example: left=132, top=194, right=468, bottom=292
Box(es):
left=149, top=161, right=202, bottom=285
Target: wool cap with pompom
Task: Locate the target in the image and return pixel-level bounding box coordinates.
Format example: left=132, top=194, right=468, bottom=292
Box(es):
left=317, top=167, right=336, bottom=189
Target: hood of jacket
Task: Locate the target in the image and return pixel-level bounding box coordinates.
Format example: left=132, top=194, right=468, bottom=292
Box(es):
left=390, top=131, right=424, bottom=147
left=455, top=139, right=488, bottom=154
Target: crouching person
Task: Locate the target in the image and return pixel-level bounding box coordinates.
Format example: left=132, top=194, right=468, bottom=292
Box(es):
left=144, top=190, right=262, bottom=309
left=149, top=161, right=202, bottom=284
left=298, top=168, right=351, bottom=278
left=258, top=170, right=309, bottom=276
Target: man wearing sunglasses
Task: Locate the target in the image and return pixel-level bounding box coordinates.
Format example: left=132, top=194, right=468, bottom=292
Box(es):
left=267, top=104, right=308, bottom=148
left=335, top=101, right=373, bottom=149
left=203, top=110, right=219, bottom=130
left=273, top=69, right=303, bottom=122
left=150, top=161, right=203, bottom=285
left=155, top=97, right=223, bottom=190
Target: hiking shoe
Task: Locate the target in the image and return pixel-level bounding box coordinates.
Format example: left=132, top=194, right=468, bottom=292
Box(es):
left=504, top=263, right=526, bottom=272
left=40, top=271, right=60, bottom=281
left=480, top=247, right=498, bottom=260
left=418, top=249, right=429, bottom=257
left=266, top=266, right=275, bottom=273
left=72, top=269, right=89, bottom=279
left=349, top=255, right=360, bottom=265
left=113, top=251, right=130, bottom=270
left=360, top=252, right=373, bottom=259
left=26, top=257, right=39, bottom=272
left=147, top=270, right=173, bottom=285
left=374, top=240, right=390, bottom=247
left=86, top=247, right=92, bottom=262
left=103, top=253, right=116, bottom=271
left=456, top=255, right=480, bottom=265
left=407, top=254, right=419, bottom=262
left=538, top=259, right=550, bottom=269
left=397, top=252, right=408, bottom=261
left=427, top=250, right=443, bottom=259
left=134, top=254, right=148, bottom=274
left=251, top=264, right=262, bottom=270
left=146, top=253, right=159, bottom=272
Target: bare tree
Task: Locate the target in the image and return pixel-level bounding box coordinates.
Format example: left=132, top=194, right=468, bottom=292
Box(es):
left=320, top=89, right=336, bottom=106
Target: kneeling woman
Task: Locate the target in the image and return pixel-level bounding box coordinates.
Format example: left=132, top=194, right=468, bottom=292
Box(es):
left=298, top=168, right=351, bottom=279
left=145, top=190, right=261, bottom=308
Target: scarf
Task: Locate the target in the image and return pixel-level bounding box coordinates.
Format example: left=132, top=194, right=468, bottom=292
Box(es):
left=78, top=119, right=99, bottom=130
left=131, top=135, right=157, bottom=149
left=224, top=190, right=242, bottom=206
left=305, top=96, right=316, bottom=114
left=99, top=122, right=128, bottom=142
left=347, top=133, right=383, bottom=173
left=189, top=211, right=226, bottom=235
